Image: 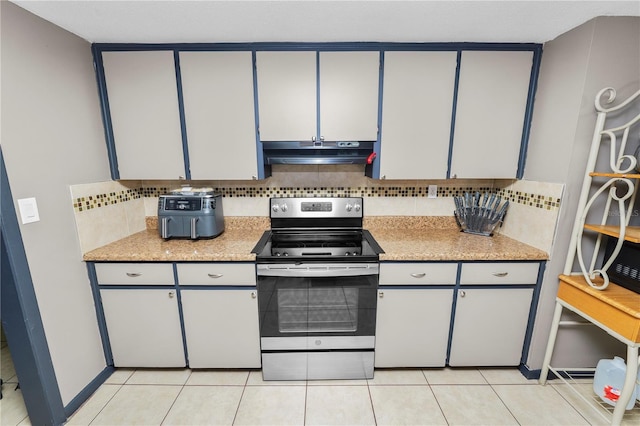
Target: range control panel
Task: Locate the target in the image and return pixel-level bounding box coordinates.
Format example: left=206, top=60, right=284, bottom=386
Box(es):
left=270, top=197, right=363, bottom=219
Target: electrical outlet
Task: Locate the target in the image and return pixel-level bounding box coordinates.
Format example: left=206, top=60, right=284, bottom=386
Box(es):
left=428, top=185, right=437, bottom=198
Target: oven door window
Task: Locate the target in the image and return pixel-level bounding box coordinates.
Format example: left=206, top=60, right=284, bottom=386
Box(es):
left=278, top=285, right=360, bottom=333
left=258, top=275, right=377, bottom=337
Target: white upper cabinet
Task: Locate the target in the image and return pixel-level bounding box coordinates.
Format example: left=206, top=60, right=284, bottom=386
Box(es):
left=450, top=50, right=534, bottom=179
left=102, top=51, right=185, bottom=180
left=256, top=51, right=317, bottom=141
left=179, top=51, right=258, bottom=180
left=256, top=51, right=380, bottom=141
left=319, top=51, right=380, bottom=141
left=380, top=51, right=458, bottom=179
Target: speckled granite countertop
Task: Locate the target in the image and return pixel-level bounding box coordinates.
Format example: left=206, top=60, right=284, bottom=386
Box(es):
left=83, top=216, right=548, bottom=262
left=367, top=217, right=548, bottom=261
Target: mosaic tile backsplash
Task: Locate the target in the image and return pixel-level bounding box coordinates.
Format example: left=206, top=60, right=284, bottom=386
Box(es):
left=73, top=184, right=561, bottom=213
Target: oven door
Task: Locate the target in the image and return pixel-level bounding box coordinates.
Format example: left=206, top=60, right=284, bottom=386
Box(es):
left=256, top=263, right=378, bottom=350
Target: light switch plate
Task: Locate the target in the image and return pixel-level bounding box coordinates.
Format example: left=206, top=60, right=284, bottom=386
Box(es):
left=18, top=197, right=40, bottom=224
left=428, top=185, right=438, bottom=198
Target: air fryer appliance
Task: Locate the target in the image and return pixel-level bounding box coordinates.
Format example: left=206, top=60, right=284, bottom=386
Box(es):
left=158, top=188, right=224, bottom=240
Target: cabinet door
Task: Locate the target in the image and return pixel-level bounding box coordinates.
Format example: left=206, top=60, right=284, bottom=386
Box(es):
left=449, top=288, right=533, bottom=366
left=256, top=51, right=317, bottom=141
left=319, top=51, right=380, bottom=141
left=181, top=289, right=261, bottom=368
left=375, top=288, right=453, bottom=367
left=450, top=50, right=533, bottom=178
left=179, top=51, right=258, bottom=179
left=100, top=289, right=185, bottom=367
left=102, top=51, right=185, bottom=179
left=380, top=51, right=457, bottom=179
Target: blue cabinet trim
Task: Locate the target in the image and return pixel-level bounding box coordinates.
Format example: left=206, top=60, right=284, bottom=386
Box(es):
left=92, top=42, right=542, bottom=52
left=92, top=45, right=120, bottom=180
left=517, top=46, right=544, bottom=178
left=446, top=50, right=462, bottom=179
left=86, top=263, right=113, bottom=365
left=173, top=50, right=191, bottom=179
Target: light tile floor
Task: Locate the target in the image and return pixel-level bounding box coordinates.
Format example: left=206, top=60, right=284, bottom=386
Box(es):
left=63, top=367, right=639, bottom=426
left=3, top=359, right=640, bottom=425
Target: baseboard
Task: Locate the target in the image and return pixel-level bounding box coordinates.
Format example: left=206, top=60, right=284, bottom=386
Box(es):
left=64, top=366, right=115, bottom=418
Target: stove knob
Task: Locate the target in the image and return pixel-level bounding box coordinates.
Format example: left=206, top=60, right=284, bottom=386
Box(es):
left=345, top=203, right=353, bottom=212
left=354, top=203, right=361, bottom=212
left=344, top=252, right=350, bottom=256
left=283, top=252, right=289, bottom=256
left=275, top=252, right=281, bottom=256
left=352, top=251, right=358, bottom=256
left=272, top=205, right=279, bottom=212
left=280, top=203, right=288, bottom=212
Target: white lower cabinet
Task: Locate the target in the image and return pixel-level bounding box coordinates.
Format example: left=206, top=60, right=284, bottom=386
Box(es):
left=100, top=289, right=186, bottom=367
left=376, top=262, right=457, bottom=367
left=375, top=288, right=453, bottom=367
left=180, top=289, right=261, bottom=368
left=448, top=287, right=534, bottom=366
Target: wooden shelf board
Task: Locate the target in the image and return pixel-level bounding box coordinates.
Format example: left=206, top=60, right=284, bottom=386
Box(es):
left=558, top=274, right=640, bottom=343
left=583, top=224, right=640, bottom=243
left=589, top=172, right=640, bottom=179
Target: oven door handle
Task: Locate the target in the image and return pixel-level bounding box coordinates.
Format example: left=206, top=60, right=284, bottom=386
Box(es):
left=257, top=263, right=379, bottom=277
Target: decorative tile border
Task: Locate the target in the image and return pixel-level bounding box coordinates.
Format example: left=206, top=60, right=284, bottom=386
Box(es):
left=73, top=188, right=142, bottom=212
left=73, top=185, right=562, bottom=213
left=499, top=189, right=562, bottom=211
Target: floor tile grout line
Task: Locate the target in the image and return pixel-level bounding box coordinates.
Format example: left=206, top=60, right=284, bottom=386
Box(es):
left=230, top=371, right=252, bottom=425
left=366, top=381, right=379, bottom=426
left=424, top=381, right=451, bottom=425
left=86, top=383, right=125, bottom=426
left=159, top=383, right=187, bottom=426
left=303, top=380, right=308, bottom=426
left=487, top=382, right=523, bottom=426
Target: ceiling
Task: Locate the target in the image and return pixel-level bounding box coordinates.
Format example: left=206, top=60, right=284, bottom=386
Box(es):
left=10, top=0, right=640, bottom=44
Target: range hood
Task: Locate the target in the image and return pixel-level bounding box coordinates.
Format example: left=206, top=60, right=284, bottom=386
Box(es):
left=262, top=140, right=377, bottom=177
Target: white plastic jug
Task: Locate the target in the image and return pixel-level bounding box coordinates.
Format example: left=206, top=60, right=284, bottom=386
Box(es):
left=593, top=357, right=639, bottom=410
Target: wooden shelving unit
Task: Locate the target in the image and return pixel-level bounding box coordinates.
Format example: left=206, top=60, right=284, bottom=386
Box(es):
left=583, top=224, right=640, bottom=244
left=539, top=87, right=640, bottom=426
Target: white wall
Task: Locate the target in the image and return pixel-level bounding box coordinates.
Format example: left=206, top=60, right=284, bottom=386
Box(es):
left=524, top=16, right=640, bottom=369
left=1, top=2, right=111, bottom=405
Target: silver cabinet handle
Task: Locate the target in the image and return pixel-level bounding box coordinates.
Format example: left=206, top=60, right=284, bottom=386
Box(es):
left=410, top=273, right=426, bottom=278
left=251, top=291, right=257, bottom=299
left=207, top=273, right=224, bottom=279
left=379, top=291, right=384, bottom=298
left=168, top=291, right=175, bottom=298
left=492, top=272, right=509, bottom=277
left=459, top=290, right=466, bottom=297
left=126, top=272, right=141, bottom=278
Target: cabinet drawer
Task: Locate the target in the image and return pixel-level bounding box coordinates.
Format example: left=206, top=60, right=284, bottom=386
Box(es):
left=459, top=262, right=539, bottom=285
left=95, top=263, right=174, bottom=285
left=176, top=263, right=256, bottom=286
left=380, top=263, right=457, bottom=285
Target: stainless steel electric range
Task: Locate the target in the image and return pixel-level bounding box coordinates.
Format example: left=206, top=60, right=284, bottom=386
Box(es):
left=251, top=197, right=384, bottom=381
